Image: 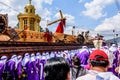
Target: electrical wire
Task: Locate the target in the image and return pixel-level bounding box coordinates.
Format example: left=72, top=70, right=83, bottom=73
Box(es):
left=0, top=1, right=20, bottom=13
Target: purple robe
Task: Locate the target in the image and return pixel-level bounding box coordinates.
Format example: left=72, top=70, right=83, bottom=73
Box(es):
left=23, top=61, right=31, bottom=80
left=40, top=60, right=46, bottom=80
left=16, top=55, right=22, bottom=78
left=17, top=62, right=22, bottom=78
left=36, top=59, right=41, bottom=80
left=7, top=60, right=16, bottom=80
left=29, top=61, right=39, bottom=80
left=112, top=50, right=119, bottom=76
left=113, top=50, right=119, bottom=67
left=77, top=50, right=90, bottom=66
left=22, top=53, right=31, bottom=80
left=108, top=48, right=119, bottom=77
left=0, top=62, right=4, bottom=80
left=0, top=56, right=7, bottom=80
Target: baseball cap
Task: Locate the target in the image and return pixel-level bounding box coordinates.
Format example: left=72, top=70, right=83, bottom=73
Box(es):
left=89, top=49, right=108, bottom=61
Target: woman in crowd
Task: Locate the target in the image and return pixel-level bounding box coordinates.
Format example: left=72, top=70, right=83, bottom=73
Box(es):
left=44, top=57, right=70, bottom=80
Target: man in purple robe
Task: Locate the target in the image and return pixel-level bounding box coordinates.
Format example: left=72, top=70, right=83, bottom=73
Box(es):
left=22, top=53, right=31, bottom=80
left=109, top=44, right=119, bottom=77
left=29, top=53, right=39, bottom=80
left=40, top=53, right=47, bottom=80
left=16, top=55, right=23, bottom=80
left=7, top=55, right=17, bottom=80
left=36, top=52, right=41, bottom=80
left=76, top=46, right=90, bottom=67
left=0, top=56, right=7, bottom=80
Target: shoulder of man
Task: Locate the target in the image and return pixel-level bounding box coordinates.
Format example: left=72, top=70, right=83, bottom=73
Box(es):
left=96, top=72, right=120, bottom=80
left=76, top=73, right=96, bottom=80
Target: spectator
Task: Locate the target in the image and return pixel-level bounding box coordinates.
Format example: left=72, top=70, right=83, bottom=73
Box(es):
left=71, top=56, right=87, bottom=80
left=76, top=49, right=120, bottom=80
left=44, top=57, right=70, bottom=80
left=76, top=46, right=90, bottom=67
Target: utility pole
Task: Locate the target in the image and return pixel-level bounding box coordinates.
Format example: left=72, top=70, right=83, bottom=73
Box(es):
left=113, top=29, right=116, bottom=44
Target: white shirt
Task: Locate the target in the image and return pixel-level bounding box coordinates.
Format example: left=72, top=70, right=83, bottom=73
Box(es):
left=76, top=70, right=97, bottom=80
left=76, top=70, right=120, bottom=80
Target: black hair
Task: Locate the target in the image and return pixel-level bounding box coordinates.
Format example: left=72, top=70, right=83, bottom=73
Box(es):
left=72, top=56, right=81, bottom=66
left=44, top=57, right=70, bottom=80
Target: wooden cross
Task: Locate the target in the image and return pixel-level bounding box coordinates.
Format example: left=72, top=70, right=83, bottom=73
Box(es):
left=47, top=10, right=66, bottom=26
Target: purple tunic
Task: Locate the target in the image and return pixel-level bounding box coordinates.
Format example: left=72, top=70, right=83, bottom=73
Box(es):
left=29, top=61, right=39, bottom=80
left=36, top=59, right=41, bottom=80
left=112, top=50, right=119, bottom=76
left=23, top=61, right=31, bottom=80
left=108, top=49, right=119, bottom=77
left=17, top=62, right=22, bottom=78
left=40, top=60, right=46, bottom=80
left=0, top=62, right=4, bottom=80
left=8, top=60, right=16, bottom=80
left=0, top=56, right=7, bottom=80
left=16, top=55, right=22, bottom=78
left=77, top=50, right=90, bottom=66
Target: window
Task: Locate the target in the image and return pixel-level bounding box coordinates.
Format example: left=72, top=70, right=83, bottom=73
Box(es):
left=30, top=18, right=34, bottom=30
left=26, top=9, right=28, bottom=12
left=24, top=19, right=27, bottom=30
left=30, top=9, right=32, bottom=13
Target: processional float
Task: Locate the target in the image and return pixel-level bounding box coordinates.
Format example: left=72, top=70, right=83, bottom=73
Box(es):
left=0, top=13, right=94, bottom=58
left=0, top=0, right=93, bottom=58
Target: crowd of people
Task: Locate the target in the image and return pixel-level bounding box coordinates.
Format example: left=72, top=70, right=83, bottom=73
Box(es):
left=0, top=44, right=120, bottom=80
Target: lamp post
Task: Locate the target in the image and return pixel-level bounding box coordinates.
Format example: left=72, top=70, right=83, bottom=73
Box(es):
left=113, top=30, right=115, bottom=43
left=115, top=33, right=118, bottom=46
left=113, top=29, right=118, bottom=45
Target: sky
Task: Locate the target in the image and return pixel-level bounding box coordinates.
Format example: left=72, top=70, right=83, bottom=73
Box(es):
left=0, top=0, right=120, bottom=40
